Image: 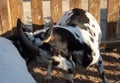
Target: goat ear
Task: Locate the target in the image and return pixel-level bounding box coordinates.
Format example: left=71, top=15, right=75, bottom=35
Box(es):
left=21, top=22, right=32, bottom=32
left=17, top=18, right=32, bottom=32
left=41, top=27, right=54, bottom=43
left=44, top=17, right=53, bottom=29
left=41, top=19, right=54, bottom=43
left=43, top=28, right=52, bottom=39
left=43, top=18, right=53, bottom=37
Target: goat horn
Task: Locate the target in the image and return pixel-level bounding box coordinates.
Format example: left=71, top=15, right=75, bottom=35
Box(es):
left=17, top=18, right=39, bottom=53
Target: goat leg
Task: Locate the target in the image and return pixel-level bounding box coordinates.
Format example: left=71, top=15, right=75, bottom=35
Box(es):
left=96, top=56, right=109, bottom=83
left=64, top=73, right=74, bottom=83
left=45, top=61, right=52, bottom=81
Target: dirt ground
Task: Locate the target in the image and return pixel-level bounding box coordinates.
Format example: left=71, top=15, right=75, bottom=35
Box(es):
left=28, top=50, right=120, bottom=83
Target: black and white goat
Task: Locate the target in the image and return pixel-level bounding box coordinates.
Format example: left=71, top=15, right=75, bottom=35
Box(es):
left=0, top=37, right=36, bottom=83
left=17, top=8, right=109, bottom=83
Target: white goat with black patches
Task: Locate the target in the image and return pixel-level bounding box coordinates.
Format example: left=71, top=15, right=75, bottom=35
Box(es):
left=0, top=37, right=36, bottom=83
left=17, top=8, right=109, bottom=83
left=55, top=8, right=108, bottom=83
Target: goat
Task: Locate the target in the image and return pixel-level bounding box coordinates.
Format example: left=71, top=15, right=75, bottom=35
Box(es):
left=37, top=8, right=109, bottom=83
left=16, top=8, right=109, bottom=83
left=0, top=37, right=36, bottom=83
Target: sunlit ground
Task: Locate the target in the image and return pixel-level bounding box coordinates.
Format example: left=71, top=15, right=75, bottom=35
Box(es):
left=28, top=51, right=120, bottom=83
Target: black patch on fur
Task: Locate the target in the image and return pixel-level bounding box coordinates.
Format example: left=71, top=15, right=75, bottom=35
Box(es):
left=54, top=28, right=83, bottom=52
left=71, top=54, right=77, bottom=63
left=93, top=33, right=96, bottom=37
left=75, top=33, right=80, bottom=38
left=92, top=25, right=95, bottom=28
left=34, top=32, right=45, bottom=40
left=68, top=23, right=76, bottom=27
left=52, top=59, right=60, bottom=66
left=68, top=68, right=74, bottom=74
left=39, top=43, right=51, bottom=51
left=67, top=8, right=89, bottom=27
left=82, top=43, right=93, bottom=67
left=89, top=30, right=95, bottom=37
left=92, top=52, right=96, bottom=56
left=82, top=26, right=88, bottom=30
left=87, top=26, right=95, bottom=37
left=39, top=43, right=55, bottom=56
left=66, top=55, right=71, bottom=60
left=87, top=27, right=96, bottom=37
left=98, top=60, right=102, bottom=67
left=90, top=37, right=94, bottom=43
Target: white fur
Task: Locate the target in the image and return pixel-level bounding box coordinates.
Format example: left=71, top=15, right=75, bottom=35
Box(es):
left=25, top=32, right=43, bottom=46
left=52, top=55, right=75, bottom=72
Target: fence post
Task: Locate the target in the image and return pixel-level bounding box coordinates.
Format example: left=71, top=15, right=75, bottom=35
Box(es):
left=88, top=0, right=100, bottom=23
left=106, top=0, right=119, bottom=41
left=9, top=0, right=24, bottom=34
left=0, top=0, right=13, bottom=36
left=69, top=0, right=81, bottom=9
left=50, top=0, right=62, bottom=23
left=31, top=0, right=43, bottom=31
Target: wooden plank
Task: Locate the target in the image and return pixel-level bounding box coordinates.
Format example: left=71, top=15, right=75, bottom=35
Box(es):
left=31, top=0, right=43, bottom=31
left=0, top=0, right=13, bottom=36
left=17, top=0, right=24, bottom=21
left=119, top=0, right=120, bottom=15
left=70, top=0, right=81, bottom=9
left=101, top=40, right=120, bottom=45
left=119, top=0, right=120, bottom=6
left=9, top=0, right=18, bottom=29
left=100, top=40, right=120, bottom=49
left=106, top=0, right=119, bottom=40
left=9, top=0, right=24, bottom=34
left=50, top=0, right=62, bottom=23
left=88, top=0, right=100, bottom=23
left=0, top=16, right=2, bottom=35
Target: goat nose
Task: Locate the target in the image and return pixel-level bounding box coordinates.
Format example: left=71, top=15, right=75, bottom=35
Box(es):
left=68, top=68, right=74, bottom=74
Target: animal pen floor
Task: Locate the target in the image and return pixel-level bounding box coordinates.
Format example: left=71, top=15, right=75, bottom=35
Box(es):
left=23, top=0, right=120, bottom=83
left=28, top=51, right=120, bottom=83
